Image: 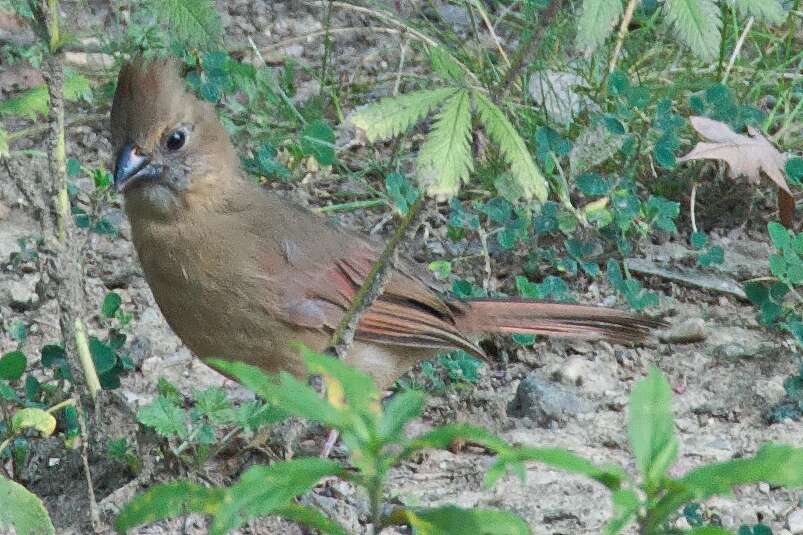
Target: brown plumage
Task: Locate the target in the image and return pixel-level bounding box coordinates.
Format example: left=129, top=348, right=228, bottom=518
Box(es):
left=110, top=57, right=663, bottom=388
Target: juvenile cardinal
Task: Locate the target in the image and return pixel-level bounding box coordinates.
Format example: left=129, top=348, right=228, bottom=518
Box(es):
left=110, top=57, right=662, bottom=388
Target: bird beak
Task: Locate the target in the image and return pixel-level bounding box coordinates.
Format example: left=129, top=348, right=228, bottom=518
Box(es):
left=113, top=142, right=163, bottom=193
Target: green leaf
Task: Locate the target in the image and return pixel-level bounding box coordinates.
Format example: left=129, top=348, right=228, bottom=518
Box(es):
left=0, top=351, right=27, bottom=381
left=486, top=446, right=625, bottom=490
left=576, top=0, right=624, bottom=54
left=273, top=504, right=350, bottom=535
left=603, top=489, right=640, bottom=535
left=89, top=337, right=117, bottom=375
left=0, top=476, right=56, bottom=535
left=210, top=458, right=344, bottom=535
left=0, top=127, right=7, bottom=158
left=386, top=172, right=420, bottom=214
left=732, top=0, right=786, bottom=24
left=301, top=347, right=380, bottom=418
left=787, top=158, right=803, bottom=185
left=300, top=119, right=336, bottom=166
left=397, top=506, right=530, bottom=535
left=11, top=408, right=57, bottom=437
left=429, top=46, right=464, bottom=81
left=400, top=423, right=509, bottom=461
left=378, top=389, right=426, bottom=442
left=663, top=0, right=722, bottom=62
left=648, top=444, right=803, bottom=531
left=194, top=387, right=236, bottom=424
left=417, top=90, right=474, bottom=199
left=145, top=0, right=222, bottom=50
left=137, top=396, right=188, bottom=439
left=688, top=528, right=733, bottom=535
left=209, top=359, right=341, bottom=428
left=690, top=231, right=708, bottom=249
left=628, top=367, right=678, bottom=485
left=428, top=260, right=452, bottom=280
left=115, top=481, right=224, bottom=533
left=102, top=291, right=122, bottom=318
left=768, top=221, right=790, bottom=250
left=576, top=173, right=612, bottom=197
left=350, top=87, right=457, bottom=142
left=474, top=92, right=547, bottom=203
left=0, top=85, right=48, bottom=119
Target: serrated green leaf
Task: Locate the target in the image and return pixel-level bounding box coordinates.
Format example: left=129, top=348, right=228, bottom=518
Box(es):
left=474, top=92, right=547, bottom=202
left=486, top=446, right=625, bottom=489
left=400, top=423, right=509, bottom=461
left=115, top=481, right=224, bottom=533
left=350, top=87, right=457, bottom=142
left=301, top=347, right=380, bottom=418
left=648, top=444, right=803, bottom=531
left=210, top=458, right=344, bottom=535
left=145, top=0, right=222, bottom=50
left=0, top=351, right=26, bottom=381
left=194, top=387, right=236, bottom=424
left=273, top=503, right=350, bottom=535
left=663, top=0, right=722, bottom=62
left=378, top=389, right=425, bottom=442
left=0, top=476, right=56, bottom=535
left=417, top=89, right=474, bottom=199
left=731, top=0, right=785, bottom=24
left=137, top=396, right=188, bottom=439
left=396, top=506, right=530, bottom=535
left=429, top=46, right=464, bottom=81
left=628, top=367, right=677, bottom=484
left=603, top=489, right=640, bottom=535
left=12, top=408, right=56, bottom=437
left=576, top=0, right=624, bottom=54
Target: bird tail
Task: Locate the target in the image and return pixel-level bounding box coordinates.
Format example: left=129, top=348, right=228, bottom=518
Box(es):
left=456, top=299, right=665, bottom=345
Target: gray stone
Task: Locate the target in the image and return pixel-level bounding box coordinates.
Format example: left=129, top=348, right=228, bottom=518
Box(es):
left=659, top=318, right=707, bottom=344
left=0, top=275, right=39, bottom=310
left=507, top=373, right=594, bottom=427
left=788, top=509, right=803, bottom=534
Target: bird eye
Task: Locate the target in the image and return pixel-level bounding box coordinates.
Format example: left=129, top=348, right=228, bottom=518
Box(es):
left=165, top=130, right=186, bottom=151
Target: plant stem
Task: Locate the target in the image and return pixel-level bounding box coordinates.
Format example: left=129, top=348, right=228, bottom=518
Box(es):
left=328, top=195, right=425, bottom=358
left=608, top=0, right=639, bottom=75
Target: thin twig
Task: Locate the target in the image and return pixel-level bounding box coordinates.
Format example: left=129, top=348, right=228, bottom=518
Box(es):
left=471, top=0, right=511, bottom=68
left=328, top=196, right=426, bottom=358
left=690, top=183, right=698, bottom=234
left=608, top=0, right=639, bottom=74
left=723, top=16, right=754, bottom=83
left=393, top=36, right=407, bottom=96
left=306, top=0, right=481, bottom=85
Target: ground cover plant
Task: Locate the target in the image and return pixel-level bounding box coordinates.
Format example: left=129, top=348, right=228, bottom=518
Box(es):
left=0, top=0, right=801, bottom=533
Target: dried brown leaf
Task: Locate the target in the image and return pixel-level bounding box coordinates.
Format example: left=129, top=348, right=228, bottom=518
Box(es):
left=679, top=116, right=791, bottom=194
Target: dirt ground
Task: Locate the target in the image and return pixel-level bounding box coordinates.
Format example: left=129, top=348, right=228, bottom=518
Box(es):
left=0, top=1, right=801, bottom=534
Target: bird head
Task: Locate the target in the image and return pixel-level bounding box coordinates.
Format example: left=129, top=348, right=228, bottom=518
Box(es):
left=110, top=56, right=238, bottom=220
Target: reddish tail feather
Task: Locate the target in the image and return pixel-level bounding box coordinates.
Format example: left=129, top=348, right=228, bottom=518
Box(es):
left=457, top=299, right=665, bottom=346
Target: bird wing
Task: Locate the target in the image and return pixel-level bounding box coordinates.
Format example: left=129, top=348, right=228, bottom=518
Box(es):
left=275, top=243, right=483, bottom=356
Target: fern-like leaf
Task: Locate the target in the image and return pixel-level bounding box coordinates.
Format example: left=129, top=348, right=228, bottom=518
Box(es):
left=0, top=86, right=48, bottom=119
left=576, top=0, right=623, bottom=55
left=350, top=87, right=457, bottom=142
left=146, top=0, right=222, bottom=50
left=416, top=90, right=473, bottom=199
left=663, top=0, right=722, bottom=63
left=473, top=92, right=548, bottom=203
left=731, top=0, right=785, bottom=24
left=0, top=72, right=91, bottom=120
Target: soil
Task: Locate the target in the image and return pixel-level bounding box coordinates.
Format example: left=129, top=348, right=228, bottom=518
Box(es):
left=0, top=1, right=801, bottom=534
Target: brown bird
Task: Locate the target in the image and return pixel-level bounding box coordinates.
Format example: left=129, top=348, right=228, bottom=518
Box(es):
left=110, top=57, right=662, bottom=388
